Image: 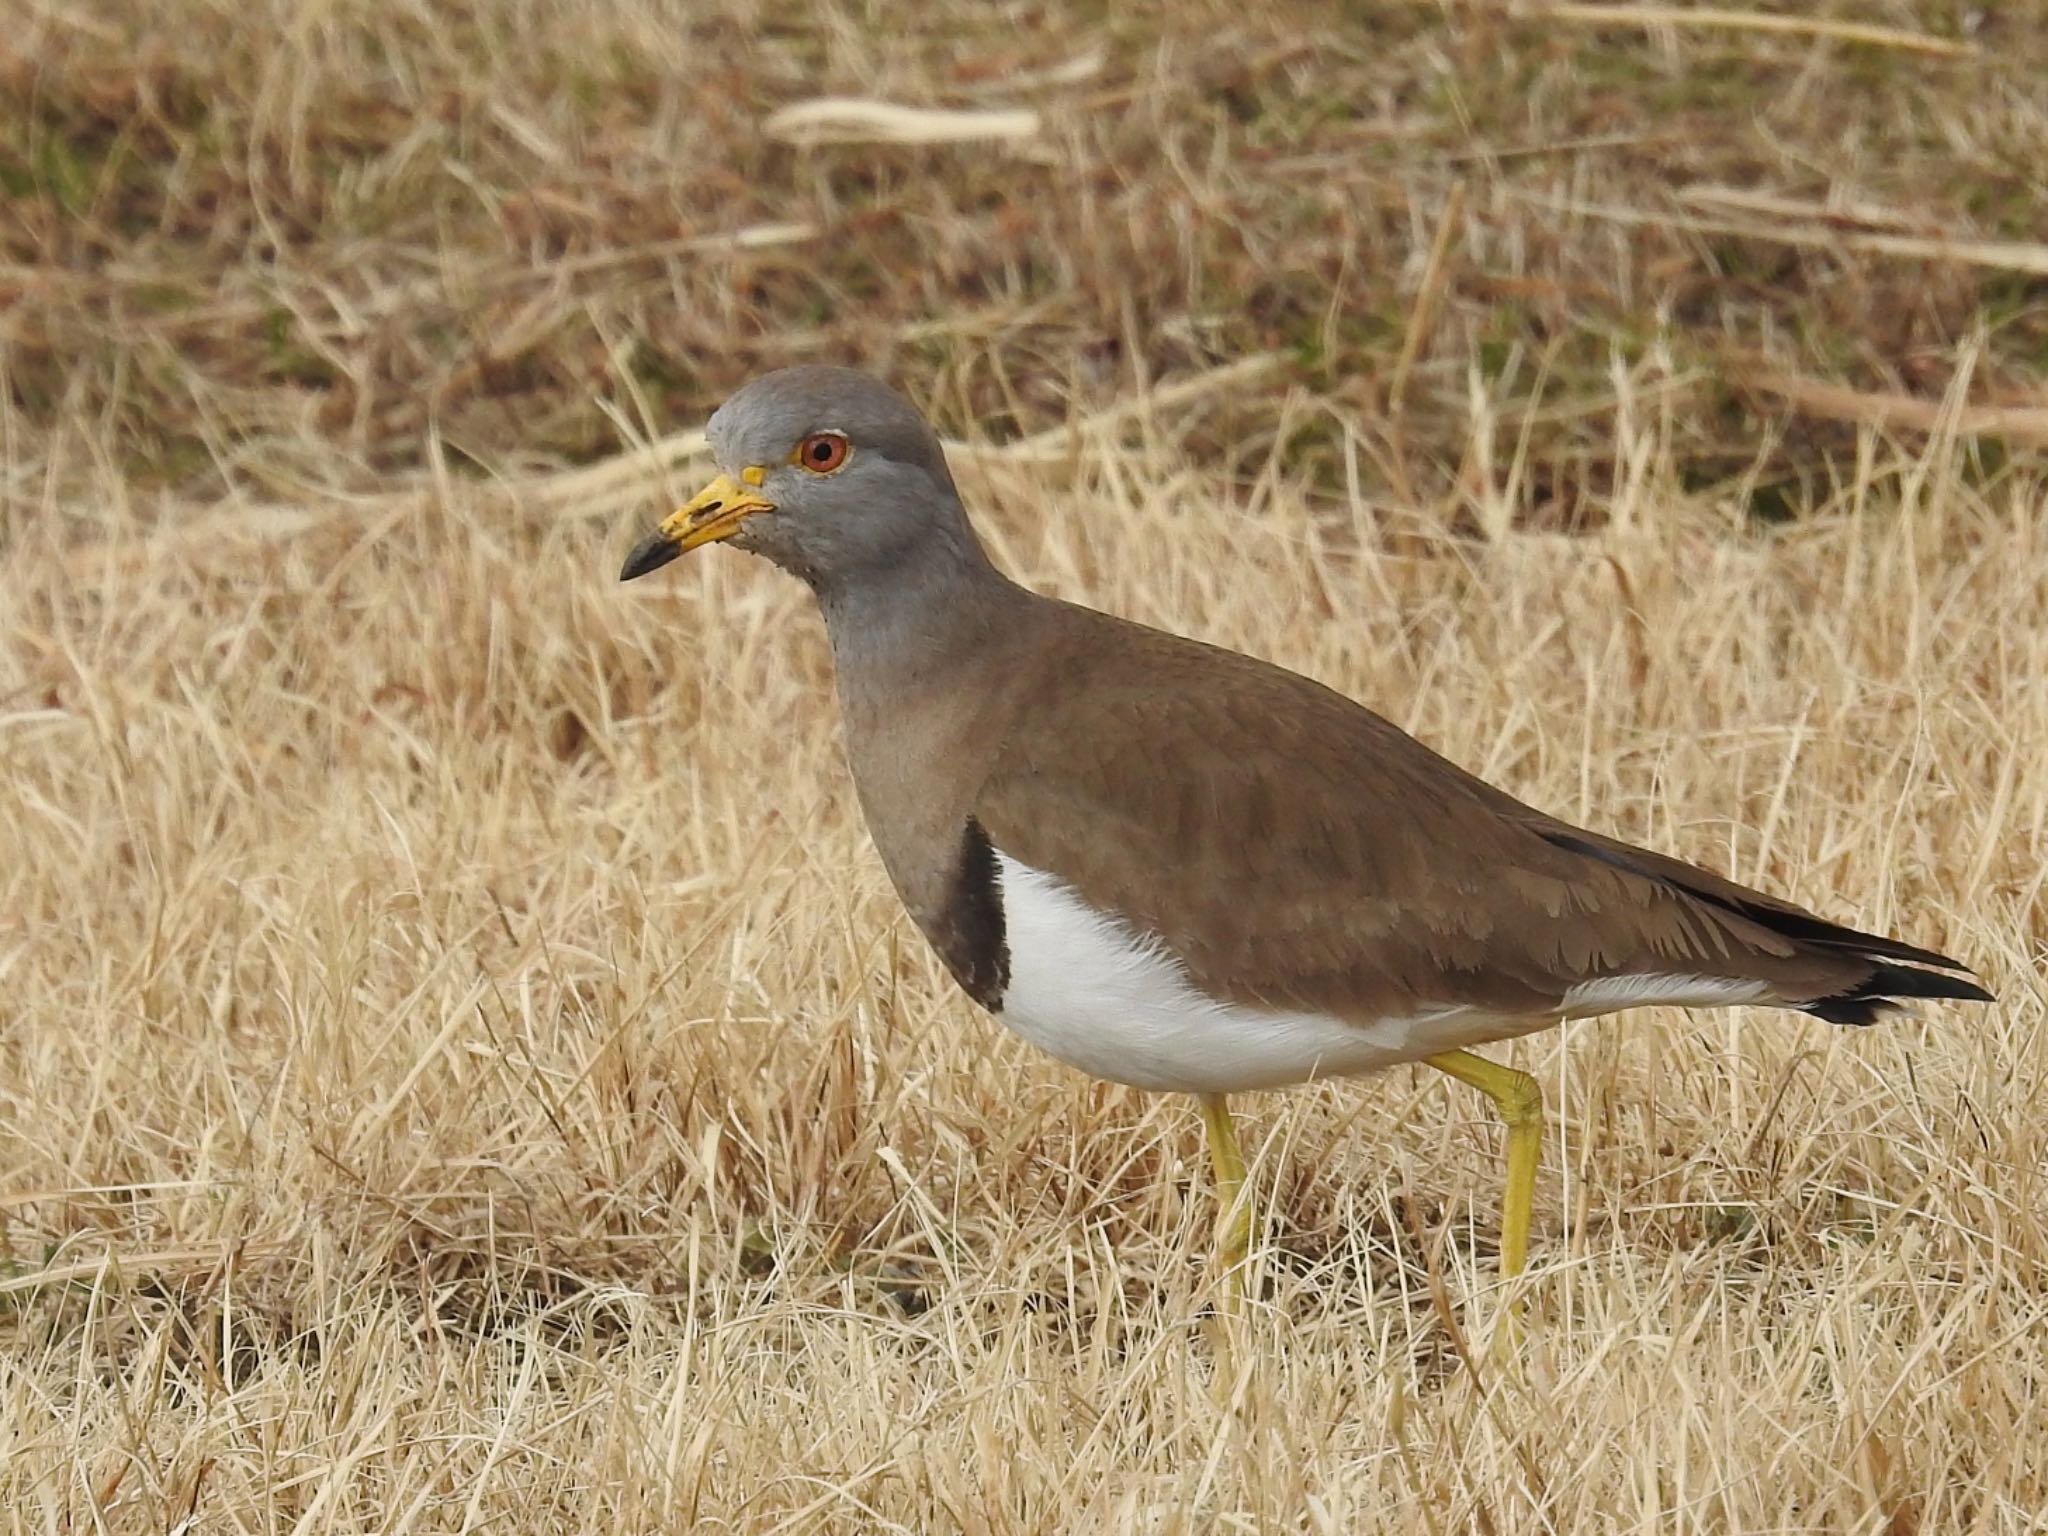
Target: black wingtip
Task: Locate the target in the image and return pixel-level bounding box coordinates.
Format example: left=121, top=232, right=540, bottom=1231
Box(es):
left=1804, top=963, right=1996, bottom=1026
left=620, top=531, right=682, bottom=582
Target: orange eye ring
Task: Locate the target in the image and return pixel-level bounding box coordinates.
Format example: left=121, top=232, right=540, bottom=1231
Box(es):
left=795, top=431, right=850, bottom=474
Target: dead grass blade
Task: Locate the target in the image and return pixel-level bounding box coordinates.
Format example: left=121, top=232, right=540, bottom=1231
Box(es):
left=0, top=1242, right=293, bottom=1298
left=1389, top=182, right=1470, bottom=422
left=1534, top=3, right=1977, bottom=58
left=1743, top=372, right=2048, bottom=449
left=1515, top=193, right=2048, bottom=277
left=764, top=100, right=1042, bottom=146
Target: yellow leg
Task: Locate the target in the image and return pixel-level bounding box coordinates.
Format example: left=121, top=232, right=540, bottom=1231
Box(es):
left=1198, top=1093, right=1253, bottom=1296
left=1426, top=1049, right=1543, bottom=1279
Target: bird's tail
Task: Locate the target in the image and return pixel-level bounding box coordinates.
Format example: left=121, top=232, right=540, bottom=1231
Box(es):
left=1801, top=960, right=1996, bottom=1026
left=1533, top=826, right=1995, bottom=1025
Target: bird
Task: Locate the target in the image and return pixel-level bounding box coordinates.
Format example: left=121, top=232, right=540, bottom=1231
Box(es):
left=619, top=365, right=1993, bottom=1302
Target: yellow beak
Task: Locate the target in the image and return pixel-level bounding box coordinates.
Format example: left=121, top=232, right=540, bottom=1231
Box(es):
left=619, top=473, right=776, bottom=581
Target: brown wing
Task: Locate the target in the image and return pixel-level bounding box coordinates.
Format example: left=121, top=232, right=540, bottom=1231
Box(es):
left=971, top=604, right=1976, bottom=1025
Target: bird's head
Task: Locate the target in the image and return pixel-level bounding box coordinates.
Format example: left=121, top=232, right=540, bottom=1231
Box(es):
left=619, top=366, right=969, bottom=590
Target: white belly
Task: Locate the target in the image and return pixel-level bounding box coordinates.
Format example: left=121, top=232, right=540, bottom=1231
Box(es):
left=990, top=853, right=1495, bottom=1093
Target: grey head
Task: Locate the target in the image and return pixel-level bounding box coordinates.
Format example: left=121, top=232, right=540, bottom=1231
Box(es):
left=619, top=366, right=987, bottom=593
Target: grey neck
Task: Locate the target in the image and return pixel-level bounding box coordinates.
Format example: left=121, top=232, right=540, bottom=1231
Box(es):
left=815, top=521, right=1030, bottom=701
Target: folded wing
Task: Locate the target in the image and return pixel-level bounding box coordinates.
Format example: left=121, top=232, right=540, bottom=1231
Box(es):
left=972, top=607, right=1989, bottom=1028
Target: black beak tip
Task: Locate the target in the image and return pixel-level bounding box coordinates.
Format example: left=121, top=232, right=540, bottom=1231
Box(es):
left=619, top=532, right=682, bottom=582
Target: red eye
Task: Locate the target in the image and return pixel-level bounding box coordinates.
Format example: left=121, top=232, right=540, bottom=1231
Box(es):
left=797, top=432, right=850, bottom=473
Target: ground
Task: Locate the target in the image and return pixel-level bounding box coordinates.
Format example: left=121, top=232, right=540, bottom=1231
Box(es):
left=2, top=2, right=2045, bottom=1530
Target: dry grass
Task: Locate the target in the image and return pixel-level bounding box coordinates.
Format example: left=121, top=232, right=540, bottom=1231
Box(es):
left=4, top=2, right=2048, bottom=1531
left=8, top=0, right=2048, bottom=514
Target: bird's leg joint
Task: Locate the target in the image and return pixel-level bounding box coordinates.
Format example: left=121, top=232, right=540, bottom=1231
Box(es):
left=1494, top=1066, right=1542, bottom=1128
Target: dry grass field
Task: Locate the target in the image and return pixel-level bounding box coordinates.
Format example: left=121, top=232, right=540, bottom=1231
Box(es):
left=5, top=2, right=2047, bottom=1530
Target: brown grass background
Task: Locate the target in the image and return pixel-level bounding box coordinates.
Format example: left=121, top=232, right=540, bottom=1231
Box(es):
left=4, top=2, right=2046, bottom=1530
